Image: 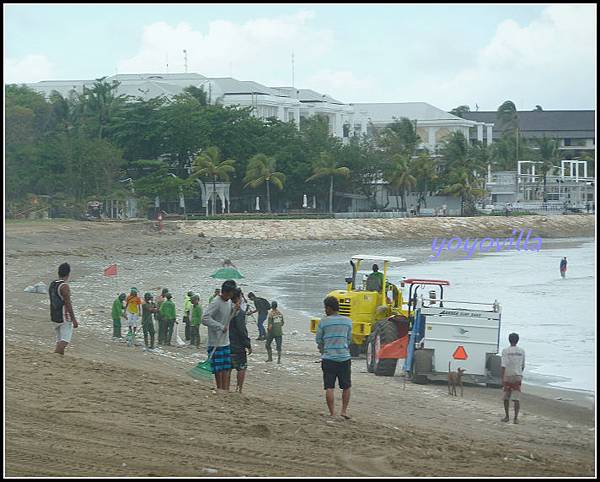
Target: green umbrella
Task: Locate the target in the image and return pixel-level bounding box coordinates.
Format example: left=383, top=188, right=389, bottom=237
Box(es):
left=210, top=267, right=245, bottom=279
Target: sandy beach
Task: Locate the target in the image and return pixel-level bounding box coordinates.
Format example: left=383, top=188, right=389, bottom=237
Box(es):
left=4, top=218, right=595, bottom=477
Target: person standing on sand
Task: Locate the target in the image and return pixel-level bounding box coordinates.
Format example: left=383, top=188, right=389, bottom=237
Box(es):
left=316, top=296, right=353, bottom=419
left=265, top=301, right=284, bottom=364
left=141, top=292, right=158, bottom=349
left=229, top=288, right=252, bottom=393
left=202, top=280, right=237, bottom=392
left=189, top=294, right=202, bottom=348
left=156, top=288, right=169, bottom=345
left=111, top=293, right=126, bottom=338
left=48, top=262, right=78, bottom=355
left=159, top=293, right=177, bottom=346
left=183, top=290, right=193, bottom=342
left=560, top=257, right=567, bottom=279
left=125, top=288, right=142, bottom=343
left=248, top=292, right=270, bottom=341
left=501, top=333, right=526, bottom=424
left=209, top=288, right=220, bottom=304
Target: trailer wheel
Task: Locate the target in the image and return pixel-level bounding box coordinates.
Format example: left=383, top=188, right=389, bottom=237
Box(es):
left=486, top=353, right=502, bottom=388
left=373, top=319, right=399, bottom=377
left=412, top=349, right=433, bottom=384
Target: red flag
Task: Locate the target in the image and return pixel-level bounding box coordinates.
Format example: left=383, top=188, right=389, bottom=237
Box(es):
left=103, top=263, right=118, bottom=277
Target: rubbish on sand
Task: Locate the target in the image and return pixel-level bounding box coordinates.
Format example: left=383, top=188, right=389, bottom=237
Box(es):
left=24, top=282, right=47, bottom=294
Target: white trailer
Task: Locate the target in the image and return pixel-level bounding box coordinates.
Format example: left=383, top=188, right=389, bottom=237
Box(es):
left=404, top=297, right=503, bottom=386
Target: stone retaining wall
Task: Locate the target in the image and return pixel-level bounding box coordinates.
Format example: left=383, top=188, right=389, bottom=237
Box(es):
left=178, top=215, right=595, bottom=240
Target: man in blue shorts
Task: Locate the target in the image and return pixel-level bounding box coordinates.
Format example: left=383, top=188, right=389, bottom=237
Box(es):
left=202, top=280, right=237, bottom=392
left=316, top=296, right=353, bottom=419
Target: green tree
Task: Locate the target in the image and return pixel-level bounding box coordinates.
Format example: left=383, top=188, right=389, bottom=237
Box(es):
left=535, top=137, right=561, bottom=201
left=496, top=100, right=519, bottom=135
left=385, top=154, right=416, bottom=211
left=243, top=154, right=286, bottom=213
left=79, top=77, right=130, bottom=139
left=412, top=151, right=439, bottom=208
left=442, top=168, right=486, bottom=216
left=450, top=105, right=471, bottom=118
left=379, top=117, right=420, bottom=157
left=306, top=152, right=350, bottom=213
left=190, top=146, right=235, bottom=215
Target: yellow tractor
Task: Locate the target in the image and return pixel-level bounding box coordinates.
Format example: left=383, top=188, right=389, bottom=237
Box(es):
left=309, top=255, right=411, bottom=374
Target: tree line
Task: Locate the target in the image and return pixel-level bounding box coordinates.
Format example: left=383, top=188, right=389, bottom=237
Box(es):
left=7, top=79, right=583, bottom=217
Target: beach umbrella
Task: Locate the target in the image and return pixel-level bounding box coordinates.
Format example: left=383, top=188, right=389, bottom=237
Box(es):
left=210, top=267, right=244, bottom=279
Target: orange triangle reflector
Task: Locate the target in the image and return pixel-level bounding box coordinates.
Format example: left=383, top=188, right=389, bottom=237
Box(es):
left=452, top=345, right=468, bottom=360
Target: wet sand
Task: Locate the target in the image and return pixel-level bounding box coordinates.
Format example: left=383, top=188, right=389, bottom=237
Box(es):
left=4, top=220, right=595, bottom=477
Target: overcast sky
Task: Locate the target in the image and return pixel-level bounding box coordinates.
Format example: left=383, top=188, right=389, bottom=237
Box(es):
left=4, top=3, right=597, bottom=111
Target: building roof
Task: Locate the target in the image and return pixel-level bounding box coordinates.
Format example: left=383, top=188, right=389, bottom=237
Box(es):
left=463, top=110, right=595, bottom=139
left=272, top=87, right=344, bottom=104
left=209, top=78, right=288, bottom=97
left=353, top=102, right=471, bottom=124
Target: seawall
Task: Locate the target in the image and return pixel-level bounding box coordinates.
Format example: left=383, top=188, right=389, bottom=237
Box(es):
left=178, top=215, right=595, bottom=240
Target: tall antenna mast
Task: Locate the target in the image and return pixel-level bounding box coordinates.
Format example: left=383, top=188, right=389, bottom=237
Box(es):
left=291, top=50, right=295, bottom=87
left=183, top=49, right=188, bottom=73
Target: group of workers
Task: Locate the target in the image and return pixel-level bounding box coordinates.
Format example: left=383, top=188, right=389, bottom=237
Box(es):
left=109, top=285, right=285, bottom=382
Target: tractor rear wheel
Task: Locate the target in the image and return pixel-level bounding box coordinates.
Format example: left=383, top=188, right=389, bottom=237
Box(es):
left=349, top=343, right=362, bottom=358
left=366, top=328, right=378, bottom=373
left=373, top=319, right=399, bottom=377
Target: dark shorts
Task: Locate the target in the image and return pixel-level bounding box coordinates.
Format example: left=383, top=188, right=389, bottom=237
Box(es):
left=231, top=351, right=248, bottom=371
left=322, top=359, right=351, bottom=390
left=208, top=345, right=232, bottom=373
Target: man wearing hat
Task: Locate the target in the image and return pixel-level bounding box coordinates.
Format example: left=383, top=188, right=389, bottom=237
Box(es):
left=125, top=288, right=142, bottom=345
left=142, top=292, right=158, bottom=349
left=111, top=293, right=126, bottom=338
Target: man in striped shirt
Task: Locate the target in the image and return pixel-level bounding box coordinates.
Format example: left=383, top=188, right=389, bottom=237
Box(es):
left=316, top=296, right=353, bottom=419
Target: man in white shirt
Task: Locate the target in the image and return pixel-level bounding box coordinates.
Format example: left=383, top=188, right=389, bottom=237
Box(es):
left=501, top=332, right=526, bottom=424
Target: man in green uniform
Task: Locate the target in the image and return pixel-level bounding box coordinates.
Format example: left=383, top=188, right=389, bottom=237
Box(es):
left=265, top=301, right=284, bottom=364
left=142, top=292, right=158, bottom=349
left=111, top=293, right=126, bottom=338
left=156, top=288, right=169, bottom=345
left=183, top=290, right=193, bottom=341
left=190, top=294, right=202, bottom=348
left=159, top=292, right=177, bottom=346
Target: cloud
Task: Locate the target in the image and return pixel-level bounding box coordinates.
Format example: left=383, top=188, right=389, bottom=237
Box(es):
left=118, top=11, right=334, bottom=86
left=5, top=54, right=56, bottom=84
left=394, top=4, right=596, bottom=110
left=304, top=69, right=377, bottom=102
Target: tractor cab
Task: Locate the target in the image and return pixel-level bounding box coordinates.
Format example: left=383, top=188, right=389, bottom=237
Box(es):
left=309, top=254, right=407, bottom=357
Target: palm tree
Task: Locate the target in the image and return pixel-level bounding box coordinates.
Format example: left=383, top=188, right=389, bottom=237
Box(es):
left=412, top=152, right=438, bottom=208
left=535, top=137, right=560, bottom=202
left=243, top=154, right=286, bottom=213
left=442, top=168, right=486, bottom=216
left=306, top=152, right=350, bottom=213
left=81, top=77, right=129, bottom=139
left=496, top=100, right=519, bottom=135
left=190, top=146, right=235, bottom=215
left=386, top=154, right=417, bottom=211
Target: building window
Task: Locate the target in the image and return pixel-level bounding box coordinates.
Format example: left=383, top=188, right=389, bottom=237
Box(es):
left=564, top=138, right=571, bottom=146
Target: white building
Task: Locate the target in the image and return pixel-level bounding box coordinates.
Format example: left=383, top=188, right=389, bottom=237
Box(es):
left=23, top=73, right=490, bottom=150
left=352, top=102, right=493, bottom=151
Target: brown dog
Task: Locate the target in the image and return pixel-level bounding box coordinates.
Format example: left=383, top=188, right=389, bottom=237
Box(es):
left=448, top=361, right=466, bottom=396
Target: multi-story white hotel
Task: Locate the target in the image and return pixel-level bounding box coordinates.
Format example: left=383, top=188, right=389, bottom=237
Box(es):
left=24, top=72, right=489, bottom=151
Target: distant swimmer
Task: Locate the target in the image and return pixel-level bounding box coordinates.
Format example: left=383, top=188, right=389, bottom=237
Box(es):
left=560, top=257, right=567, bottom=279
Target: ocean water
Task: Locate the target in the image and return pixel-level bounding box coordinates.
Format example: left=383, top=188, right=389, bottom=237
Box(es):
left=261, top=237, right=596, bottom=394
